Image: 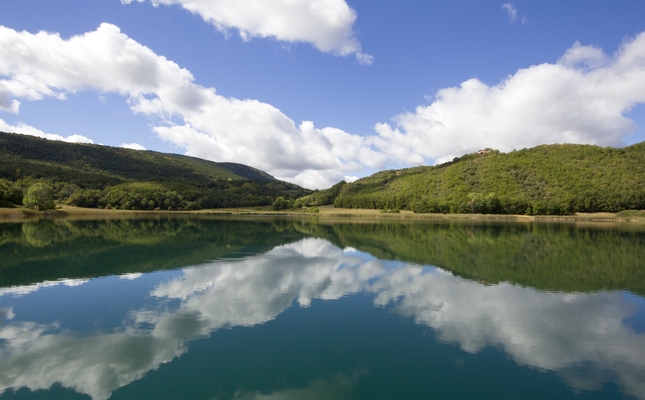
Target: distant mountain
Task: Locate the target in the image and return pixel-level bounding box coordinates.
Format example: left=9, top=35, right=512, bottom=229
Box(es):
left=0, top=131, right=274, bottom=187
left=0, top=131, right=310, bottom=210
left=330, top=142, right=645, bottom=215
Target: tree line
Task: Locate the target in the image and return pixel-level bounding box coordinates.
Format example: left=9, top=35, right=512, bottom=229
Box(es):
left=0, top=178, right=309, bottom=211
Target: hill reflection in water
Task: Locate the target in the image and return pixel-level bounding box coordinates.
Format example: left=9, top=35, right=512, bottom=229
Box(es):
left=0, top=218, right=644, bottom=399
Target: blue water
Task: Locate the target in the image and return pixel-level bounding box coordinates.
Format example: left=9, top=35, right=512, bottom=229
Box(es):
left=0, top=218, right=643, bottom=400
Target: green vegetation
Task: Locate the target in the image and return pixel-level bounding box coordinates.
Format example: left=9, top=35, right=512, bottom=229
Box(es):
left=0, top=218, right=307, bottom=287
left=273, top=180, right=346, bottom=210
left=0, top=132, right=311, bottom=210
left=0, top=178, right=23, bottom=207
left=272, top=196, right=294, bottom=210
left=3, top=217, right=644, bottom=295
left=23, top=182, right=55, bottom=211
left=298, top=221, right=645, bottom=295
left=617, top=210, right=645, bottom=218
left=294, top=180, right=347, bottom=208
left=331, top=143, right=645, bottom=215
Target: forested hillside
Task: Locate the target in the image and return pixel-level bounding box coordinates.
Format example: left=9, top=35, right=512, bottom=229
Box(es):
left=332, top=142, right=645, bottom=215
left=0, top=132, right=310, bottom=210
left=294, top=180, right=347, bottom=207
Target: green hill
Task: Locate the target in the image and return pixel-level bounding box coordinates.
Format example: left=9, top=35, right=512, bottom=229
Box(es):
left=332, top=142, right=645, bottom=215
left=0, top=131, right=310, bottom=210
left=0, top=131, right=274, bottom=186
left=294, top=180, right=347, bottom=207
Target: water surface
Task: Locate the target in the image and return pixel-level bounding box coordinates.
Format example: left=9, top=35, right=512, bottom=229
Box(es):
left=1, top=218, right=644, bottom=399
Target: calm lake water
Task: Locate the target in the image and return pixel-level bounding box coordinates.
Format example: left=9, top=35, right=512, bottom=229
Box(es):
left=1, top=217, right=644, bottom=399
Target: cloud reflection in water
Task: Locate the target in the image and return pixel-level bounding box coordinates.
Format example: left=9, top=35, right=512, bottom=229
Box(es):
left=0, top=238, right=644, bottom=399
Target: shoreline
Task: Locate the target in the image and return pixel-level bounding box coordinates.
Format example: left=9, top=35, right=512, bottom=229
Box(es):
left=1, top=205, right=643, bottom=224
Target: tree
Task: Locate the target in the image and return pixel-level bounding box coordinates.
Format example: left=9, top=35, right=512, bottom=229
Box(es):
left=23, top=182, right=56, bottom=211
left=0, top=179, right=24, bottom=207
left=273, top=196, right=293, bottom=210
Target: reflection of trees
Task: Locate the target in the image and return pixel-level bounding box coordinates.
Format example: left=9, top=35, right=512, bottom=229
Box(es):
left=299, top=222, right=645, bottom=294
left=3, top=218, right=645, bottom=295
left=0, top=239, right=370, bottom=400
left=21, top=221, right=57, bottom=247
left=1, top=239, right=645, bottom=399
left=0, top=218, right=307, bottom=288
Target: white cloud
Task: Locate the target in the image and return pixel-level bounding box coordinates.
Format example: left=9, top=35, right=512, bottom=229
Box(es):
left=120, top=142, right=146, bottom=150
left=559, top=41, right=609, bottom=70
left=0, top=83, right=20, bottom=113
left=0, top=24, right=379, bottom=189
left=502, top=3, right=518, bottom=22
left=0, top=119, right=94, bottom=144
left=122, top=0, right=372, bottom=64
left=374, top=32, right=645, bottom=164
left=3, top=24, right=645, bottom=188
left=0, top=24, right=195, bottom=103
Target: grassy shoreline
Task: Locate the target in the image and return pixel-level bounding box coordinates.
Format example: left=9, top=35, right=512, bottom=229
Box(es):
left=1, top=204, right=643, bottom=224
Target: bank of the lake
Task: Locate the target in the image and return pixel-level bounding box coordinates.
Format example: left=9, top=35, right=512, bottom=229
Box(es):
left=2, top=204, right=644, bottom=224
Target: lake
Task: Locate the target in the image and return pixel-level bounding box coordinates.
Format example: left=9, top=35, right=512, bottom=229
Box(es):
left=1, top=217, right=644, bottom=399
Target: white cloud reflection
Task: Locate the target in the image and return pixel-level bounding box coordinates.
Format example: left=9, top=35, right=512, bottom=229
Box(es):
left=0, top=238, right=644, bottom=399
left=232, top=372, right=361, bottom=400
left=0, top=278, right=89, bottom=297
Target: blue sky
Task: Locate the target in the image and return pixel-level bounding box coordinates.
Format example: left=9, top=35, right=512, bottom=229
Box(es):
left=1, top=0, right=645, bottom=188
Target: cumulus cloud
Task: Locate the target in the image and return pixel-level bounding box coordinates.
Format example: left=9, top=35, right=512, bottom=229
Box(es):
left=0, top=83, right=20, bottom=113
left=559, top=41, right=609, bottom=70
left=374, top=32, right=645, bottom=164
left=501, top=3, right=518, bottom=22
left=120, top=142, right=146, bottom=150
left=3, top=23, right=645, bottom=187
left=122, top=0, right=372, bottom=64
left=0, top=119, right=93, bottom=144
left=0, top=24, right=379, bottom=188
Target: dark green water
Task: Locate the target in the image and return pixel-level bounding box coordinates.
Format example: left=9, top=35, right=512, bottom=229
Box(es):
left=0, top=217, right=644, bottom=399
